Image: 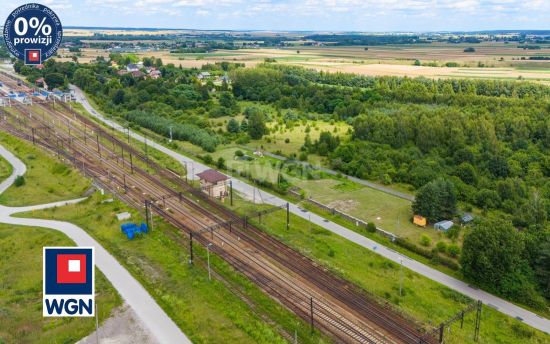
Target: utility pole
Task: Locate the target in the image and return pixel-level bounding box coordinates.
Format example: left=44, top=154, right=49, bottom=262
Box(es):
left=96, top=133, right=100, bottom=157
left=144, top=133, right=149, bottom=167
left=189, top=233, right=194, bottom=264
left=145, top=200, right=150, bottom=229
left=207, top=243, right=213, bottom=280
left=230, top=180, right=233, bottom=206
left=286, top=202, right=290, bottom=230
left=399, top=258, right=404, bottom=297
left=474, top=300, right=482, bottom=342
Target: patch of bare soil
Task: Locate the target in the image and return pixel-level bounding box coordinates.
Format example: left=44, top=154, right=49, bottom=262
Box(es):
left=77, top=303, right=158, bottom=344
left=326, top=199, right=359, bottom=213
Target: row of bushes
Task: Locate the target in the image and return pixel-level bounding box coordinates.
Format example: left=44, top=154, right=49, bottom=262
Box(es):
left=125, top=110, right=219, bottom=152
left=395, top=238, right=460, bottom=271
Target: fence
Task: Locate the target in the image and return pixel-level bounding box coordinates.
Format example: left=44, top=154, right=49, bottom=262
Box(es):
left=304, top=196, right=398, bottom=241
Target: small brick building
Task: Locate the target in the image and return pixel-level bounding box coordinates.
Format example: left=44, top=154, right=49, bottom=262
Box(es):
left=196, top=169, right=229, bottom=198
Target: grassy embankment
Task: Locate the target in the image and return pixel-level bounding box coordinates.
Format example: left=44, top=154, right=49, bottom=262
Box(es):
left=0, top=131, right=91, bottom=206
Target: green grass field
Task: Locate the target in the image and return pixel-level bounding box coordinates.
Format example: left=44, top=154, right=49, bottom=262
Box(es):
left=0, top=224, right=121, bottom=344
left=0, top=155, right=12, bottom=181
left=295, top=178, right=450, bottom=245
left=210, top=146, right=449, bottom=245
left=0, top=132, right=91, bottom=206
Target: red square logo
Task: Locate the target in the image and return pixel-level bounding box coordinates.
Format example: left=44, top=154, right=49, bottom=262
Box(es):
left=57, top=254, right=87, bottom=284
left=27, top=50, right=40, bottom=62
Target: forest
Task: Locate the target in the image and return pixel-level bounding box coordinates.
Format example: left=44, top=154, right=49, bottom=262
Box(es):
left=15, top=57, right=550, bottom=310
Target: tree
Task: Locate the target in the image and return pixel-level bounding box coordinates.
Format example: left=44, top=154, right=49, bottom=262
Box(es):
left=226, top=118, right=240, bottom=133
left=412, top=178, right=457, bottom=222
left=112, top=89, right=125, bottom=105
left=246, top=107, right=267, bottom=139
left=315, top=131, right=340, bottom=156
left=533, top=239, right=550, bottom=298
left=219, top=91, right=236, bottom=108
left=461, top=217, right=545, bottom=308
left=45, top=72, right=66, bottom=89
left=454, top=162, right=477, bottom=185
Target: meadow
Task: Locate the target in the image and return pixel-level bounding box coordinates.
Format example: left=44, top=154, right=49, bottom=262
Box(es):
left=0, top=225, right=121, bottom=344
left=0, top=131, right=91, bottom=206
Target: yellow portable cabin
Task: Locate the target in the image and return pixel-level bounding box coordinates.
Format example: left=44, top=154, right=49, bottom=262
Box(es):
left=413, top=215, right=427, bottom=227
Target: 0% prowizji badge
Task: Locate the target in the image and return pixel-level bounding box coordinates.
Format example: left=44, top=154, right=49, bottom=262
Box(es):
left=3, top=3, right=63, bottom=65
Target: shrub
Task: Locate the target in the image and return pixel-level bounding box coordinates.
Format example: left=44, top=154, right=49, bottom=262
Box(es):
left=447, top=244, right=461, bottom=258
left=14, top=175, right=25, bottom=187
left=234, top=150, right=244, bottom=158
left=285, top=138, right=290, bottom=143
left=216, top=157, right=226, bottom=169
left=436, top=241, right=448, bottom=253
left=366, top=222, right=377, bottom=233
left=420, top=234, right=432, bottom=247
left=298, top=152, right=308, bottom=161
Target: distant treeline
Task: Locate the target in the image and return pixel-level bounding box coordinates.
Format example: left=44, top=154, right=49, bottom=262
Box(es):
left=303, top=34, right=429, bottom=45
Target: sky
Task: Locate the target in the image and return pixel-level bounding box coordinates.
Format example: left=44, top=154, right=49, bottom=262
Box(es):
left=1, top=0, right=549, bottom=32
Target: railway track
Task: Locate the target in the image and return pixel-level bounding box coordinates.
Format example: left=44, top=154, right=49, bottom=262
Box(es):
left=0, top=81, right=437, bottom=344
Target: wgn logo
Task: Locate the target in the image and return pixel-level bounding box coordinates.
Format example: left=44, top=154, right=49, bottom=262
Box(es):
left=43, top=247, right=95, bottom=317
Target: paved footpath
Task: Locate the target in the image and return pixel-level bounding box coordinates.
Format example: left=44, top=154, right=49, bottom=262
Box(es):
left=71, top=84, right=550, bottom=335
left=0, top=144, right=192, bottom=344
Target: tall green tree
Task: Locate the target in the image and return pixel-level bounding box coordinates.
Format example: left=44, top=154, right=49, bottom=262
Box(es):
left=412, top=178, right=457, bottom=222
left=226, top=118, right=240, bottom=133
left=461, top=217, right=546, bottom=308
left=245, top=107, right=267, bottom=139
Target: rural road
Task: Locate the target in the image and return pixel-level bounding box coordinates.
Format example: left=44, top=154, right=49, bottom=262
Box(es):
left=0, top=144, right=192, bottom=344
left=71, top=85, right=550, bottom=335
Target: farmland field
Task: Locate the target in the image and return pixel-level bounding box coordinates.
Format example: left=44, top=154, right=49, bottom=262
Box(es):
left=59, top=41, right=550, bottom=82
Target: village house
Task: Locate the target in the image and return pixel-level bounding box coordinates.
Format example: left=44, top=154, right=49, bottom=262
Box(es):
left=196, top=169, right=229, bottom=199
left=149, top=70, right=162, bottom=79
left=131, top=70, right=146, bottom=78
left=197, top=71, right=211, bottom=80
left=126, top=63, right=140, bottom=72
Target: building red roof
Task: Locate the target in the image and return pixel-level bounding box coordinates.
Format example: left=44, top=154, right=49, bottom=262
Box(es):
left=196, top=169, right=229, bottom=183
